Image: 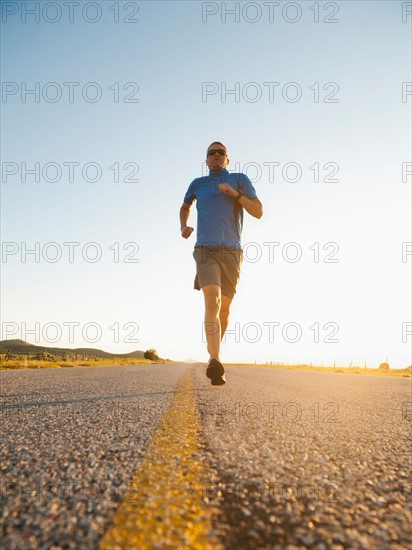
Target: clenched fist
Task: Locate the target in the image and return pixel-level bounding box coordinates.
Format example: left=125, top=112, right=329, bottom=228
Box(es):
left=181, top=226, right=194, bottom=239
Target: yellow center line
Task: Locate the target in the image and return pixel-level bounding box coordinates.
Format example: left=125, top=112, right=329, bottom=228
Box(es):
left=99, top=366, right=223, bottom=550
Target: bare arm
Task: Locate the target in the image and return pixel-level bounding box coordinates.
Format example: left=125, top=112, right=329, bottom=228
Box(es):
left=179, top=202, right=194, bottom=238
left=217, top=184, right=263, bottom=219
left=237, top=196, right=263, bottom=219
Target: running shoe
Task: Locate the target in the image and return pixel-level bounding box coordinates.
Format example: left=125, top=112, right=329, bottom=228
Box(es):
left=206, top=358, right=226, bottom=385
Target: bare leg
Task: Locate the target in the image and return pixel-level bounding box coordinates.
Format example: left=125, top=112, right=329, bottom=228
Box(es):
left=202, top=285, right=221, bottom=360
left=220, top=294, right=233, bottom=340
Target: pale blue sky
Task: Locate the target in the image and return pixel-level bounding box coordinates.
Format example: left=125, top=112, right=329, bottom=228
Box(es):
left=1, top=1, right=411, bottom=367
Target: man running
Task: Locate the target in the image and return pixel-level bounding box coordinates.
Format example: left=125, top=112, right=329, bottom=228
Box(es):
left=180, top=142, right=263, bottom=385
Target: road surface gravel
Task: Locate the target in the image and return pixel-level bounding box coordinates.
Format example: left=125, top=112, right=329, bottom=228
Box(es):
left=194, top=365, right=411, bottom=549
left=1, top=363, right=411, bottom=549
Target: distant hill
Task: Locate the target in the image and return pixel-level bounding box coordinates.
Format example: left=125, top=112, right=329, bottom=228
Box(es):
left=0, top=339, right=145, bottom=359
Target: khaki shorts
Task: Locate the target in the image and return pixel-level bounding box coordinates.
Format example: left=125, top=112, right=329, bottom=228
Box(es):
left=193, top=246, right=243, bottom=299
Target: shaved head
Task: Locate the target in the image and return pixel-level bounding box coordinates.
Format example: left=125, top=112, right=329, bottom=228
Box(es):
left=206, top=141, right=227, bottom=155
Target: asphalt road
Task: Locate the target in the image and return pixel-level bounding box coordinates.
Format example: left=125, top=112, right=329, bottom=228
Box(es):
left=1, top=364, right=411, bottom=549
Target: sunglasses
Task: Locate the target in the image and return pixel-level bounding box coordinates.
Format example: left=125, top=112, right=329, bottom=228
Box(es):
left=207, top=149, right=226, bottom=157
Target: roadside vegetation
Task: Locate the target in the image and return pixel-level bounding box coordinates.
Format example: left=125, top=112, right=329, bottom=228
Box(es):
left=230, top=362, right=412, bottom=377
left=0, top=349, right=169, bottom=370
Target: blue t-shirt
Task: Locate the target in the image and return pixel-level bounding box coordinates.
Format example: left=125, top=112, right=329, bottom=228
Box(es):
left=183, top=168, right=257, bottom=249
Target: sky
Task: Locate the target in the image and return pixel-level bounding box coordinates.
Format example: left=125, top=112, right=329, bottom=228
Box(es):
left=1, top=0, right=411, bottom=368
